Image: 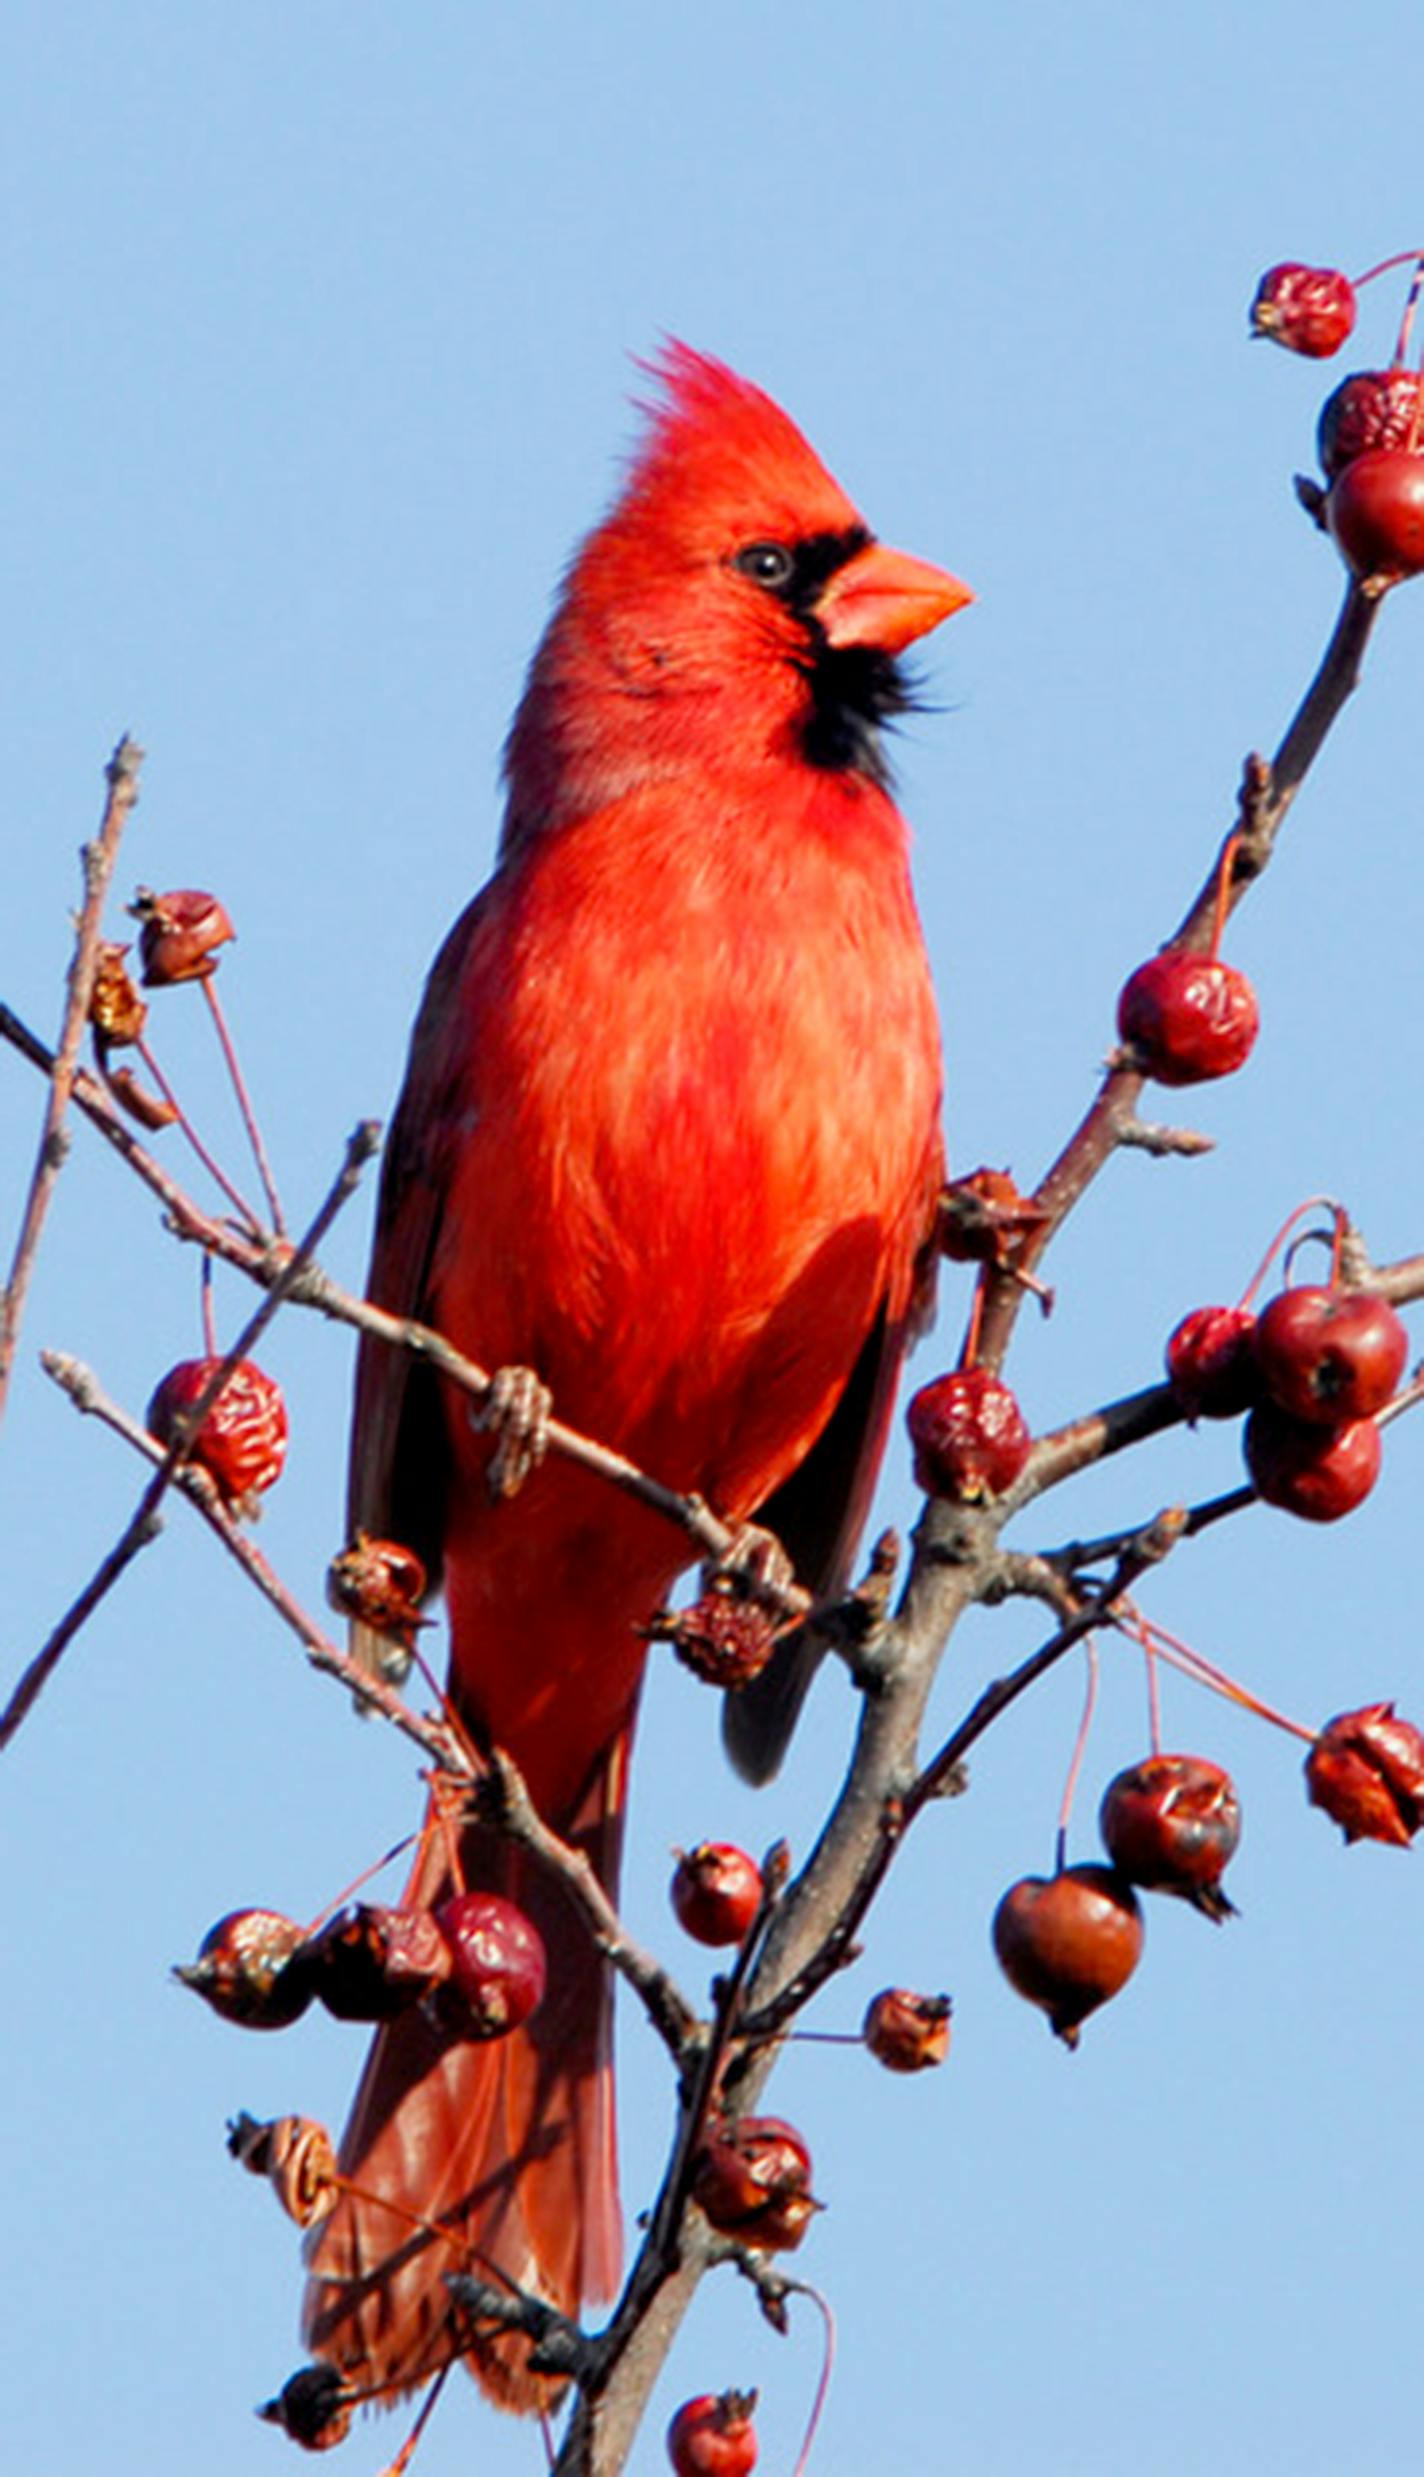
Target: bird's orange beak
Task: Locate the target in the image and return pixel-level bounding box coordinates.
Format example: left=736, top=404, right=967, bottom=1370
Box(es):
left=817, top=541, right=973, bottom=654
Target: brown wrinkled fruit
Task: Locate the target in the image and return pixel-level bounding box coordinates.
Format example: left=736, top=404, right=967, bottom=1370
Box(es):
left=659, top=1583, right=779, bottom=1689
left=1305, top=1703, right=1424, bottom=1846
left=89, top=942, right=148, bottom=1046
left=131, top=885, right=236, bottom=985
left=692, top=2115, right=817, bottom=2251
left=862, top=1986, right=953, bottom=2072
left=304, top=1902, right=452, bottom=2020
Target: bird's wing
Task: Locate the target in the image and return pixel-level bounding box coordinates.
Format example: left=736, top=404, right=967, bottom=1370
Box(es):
left=723, top=1207, right=941, bottom=1783
left=346, top=892, right=488, bottom=1623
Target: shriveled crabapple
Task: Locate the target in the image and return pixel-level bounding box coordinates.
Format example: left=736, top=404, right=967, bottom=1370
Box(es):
left=1243, top=1402, right=1381, bottom=1522
left=304, top=1902, right=453, bottom=2021
left=325, top=1533, right=430, bottom=1671
left=433, top=1890, right=547, bottom=2036
left=1317, top=366, right=1424, bottom=479
left=907, top=1367, right=1031, bottom=1501
left=1165, top=1303, right=1262, bottom=1420
left=88, top=941, right=148, bottom=1046
left=146, top=1356, right=289, bottom=1509
left=130, top=885, right=235, bottom=985
left=1099, top=1755, right=1241, bottom=1921
left=1305, top=1703, right=1424, bottom=1847
left=656, top=1581, right=779, bottom=1689
left=1250, top=262, right=1357, bottom=357
left=862, top=1986, right=953, bottom=2072
left=1116, top=951, right=1259, bottom=1086
left=691, top=2115, right=817, bottom=2251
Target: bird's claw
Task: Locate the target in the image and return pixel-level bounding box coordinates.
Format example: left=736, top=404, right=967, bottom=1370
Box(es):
left=703, top=1520, right=798, bottom=1613
left=475, top=1365, right=553, bottom=1500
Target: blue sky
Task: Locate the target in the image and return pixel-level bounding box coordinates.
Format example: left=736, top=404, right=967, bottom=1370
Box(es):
left=5, top=6, right=1424, bottom=2472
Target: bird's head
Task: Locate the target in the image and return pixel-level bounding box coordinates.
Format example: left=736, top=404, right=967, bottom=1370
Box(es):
left=504, top=345, right=971, bottom=830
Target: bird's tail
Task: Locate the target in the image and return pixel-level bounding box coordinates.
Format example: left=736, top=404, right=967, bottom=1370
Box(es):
left=303, top=1732, right=627, bottom=2414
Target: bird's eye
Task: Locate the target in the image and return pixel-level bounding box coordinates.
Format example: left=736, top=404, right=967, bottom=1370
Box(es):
left=733, top=540, right=796, bottom=591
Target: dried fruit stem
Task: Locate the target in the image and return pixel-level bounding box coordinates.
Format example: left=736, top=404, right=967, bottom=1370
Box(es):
left=135, top=1033, right=264, bottom=1231
left=201, top=976, right=287, bottom=1234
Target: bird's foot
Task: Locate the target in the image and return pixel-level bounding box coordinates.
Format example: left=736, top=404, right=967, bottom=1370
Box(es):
left=703, top=1519, right=799, bottom=1615
left=475, top=1365, right=553, bottom=1499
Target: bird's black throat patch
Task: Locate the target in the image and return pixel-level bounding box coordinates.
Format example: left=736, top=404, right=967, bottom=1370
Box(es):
left=798, top=638, right=914, bottom=785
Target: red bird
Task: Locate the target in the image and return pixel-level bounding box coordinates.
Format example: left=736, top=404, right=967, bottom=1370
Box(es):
left=304, top=346, right=969, bottom=2410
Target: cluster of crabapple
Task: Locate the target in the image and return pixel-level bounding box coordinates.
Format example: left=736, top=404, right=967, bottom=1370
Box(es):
left=1252, top=248, right=1424, bottom=588
left=179, top=1882, right=548, bottom=2041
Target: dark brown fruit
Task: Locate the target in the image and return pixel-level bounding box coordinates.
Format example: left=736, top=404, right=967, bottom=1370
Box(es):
left=692, top=2115, right=817, bottom=2251
left=992, top=1865, right=1143, bottom=2047
left=174, top=1907, right=313, bottom=2030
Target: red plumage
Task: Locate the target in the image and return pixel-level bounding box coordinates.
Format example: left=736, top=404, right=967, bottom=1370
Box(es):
left=304, top=346, right=968, bottom=2411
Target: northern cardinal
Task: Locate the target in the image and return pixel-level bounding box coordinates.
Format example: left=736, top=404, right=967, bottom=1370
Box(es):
left=304, top=345, right=969, bottom=2411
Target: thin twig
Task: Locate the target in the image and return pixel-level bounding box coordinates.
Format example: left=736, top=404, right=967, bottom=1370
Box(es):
left=0, top=1127, right=378, bottom=1751
left=0, top=736, right=142, bottom=1427
left=974, top=583, right=1382, bottom=1375
left=479, top=1748, right=698, bottom=2060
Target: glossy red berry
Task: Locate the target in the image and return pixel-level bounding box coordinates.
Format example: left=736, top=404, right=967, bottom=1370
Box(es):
left=692, top=2116, right=816, bottom=2251
left=174, top=1907, right=313, bottom=2030
left=907, top=1367, right=1031, bottom=1501
left=304, top=1903, right=453, bottom=2020
left=1317, top=366, right=1424, bottom=478
left=1243, top=1402, right=1381, bottom=1521
left=1099, top=1755, right=1241, bottom=1921
left=1117, top=952, right=1259, bottom=1087
left=1165, top=1304, right=1262, bottom=1419
left=992, top=1865, right=1143, bottom=2047
left=1305, top=1702, right=1424, bottom=1846
left=433, top=1891, right=547, bottom=2036
left=670, top=1843, right=763, bottom=1946
left=146, top=1356, right=289, bottom=1509
left=1253, top=1285, right=1407, bottom=1425
left=667, top=2391, right=759, bottom=2477
left=1326, top=448, right=1424, bottom=585
left=1250, top=262, right=1356, bottom=357
left=130, top=886, right=236, bottom=985
left=862, top=1986, right=953, bottom=2072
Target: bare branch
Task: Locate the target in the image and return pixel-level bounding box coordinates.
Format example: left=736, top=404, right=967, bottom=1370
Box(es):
left=0, top=736, right=142, bottom=1427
